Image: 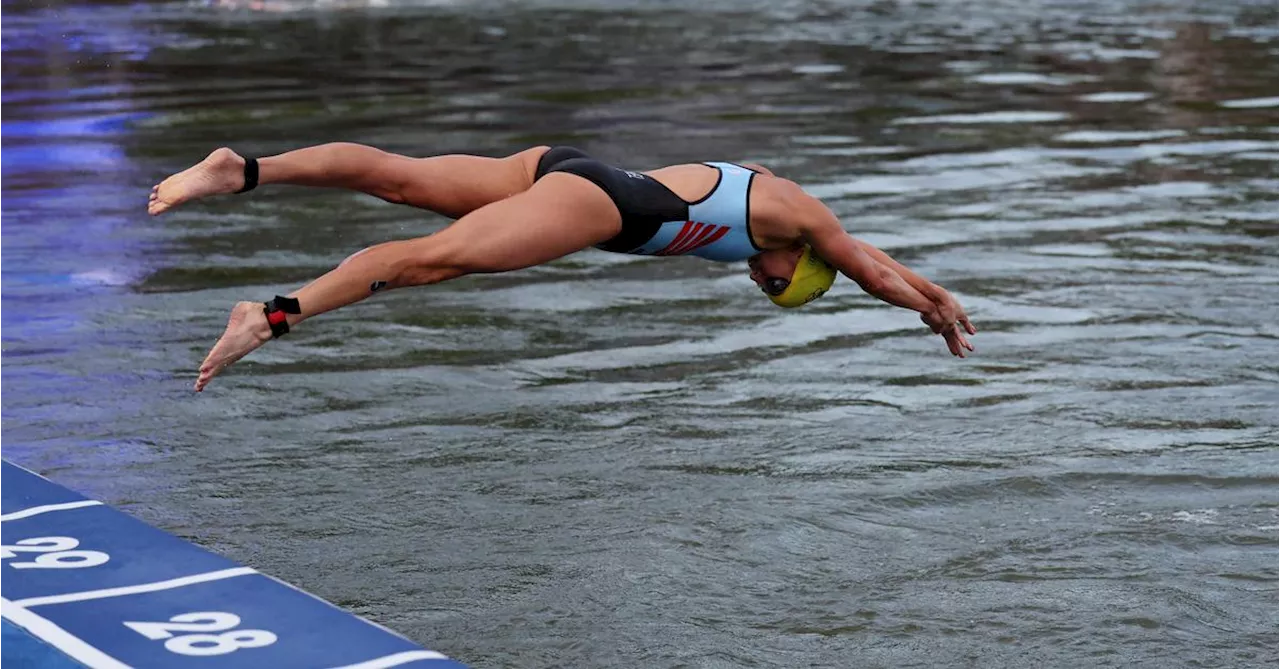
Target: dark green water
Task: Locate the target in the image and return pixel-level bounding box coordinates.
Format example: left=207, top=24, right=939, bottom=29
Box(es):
left=3, top=1, right=1277, bottom=667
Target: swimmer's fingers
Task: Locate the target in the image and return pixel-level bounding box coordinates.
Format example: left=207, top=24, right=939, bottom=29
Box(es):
left=942, top=326, right=972, bottom=358
left=955, top=310, right=976, bottom=335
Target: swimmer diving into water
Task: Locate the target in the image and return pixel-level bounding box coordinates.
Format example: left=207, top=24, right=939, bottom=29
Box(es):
left=149, top=144, right=977, bottom=391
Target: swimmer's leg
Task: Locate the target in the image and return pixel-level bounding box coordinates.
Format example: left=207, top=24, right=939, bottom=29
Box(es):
left=150, top=144, right=550, bottom=218
left=194, top=172, right=620, bottom=391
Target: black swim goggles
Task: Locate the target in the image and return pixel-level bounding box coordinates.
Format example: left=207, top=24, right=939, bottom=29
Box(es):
left=763, top=277, right=791, bottom=296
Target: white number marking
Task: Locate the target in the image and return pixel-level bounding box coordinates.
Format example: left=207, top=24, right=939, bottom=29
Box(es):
left=124, top=611, right=240, bottom=640
left=0, top=536, right=110, bottom=569
left=124, top=612, right=277, bottom=657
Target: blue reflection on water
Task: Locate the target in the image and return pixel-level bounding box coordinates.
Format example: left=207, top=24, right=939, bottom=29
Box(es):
left=2, top=16, right=159, bottom=470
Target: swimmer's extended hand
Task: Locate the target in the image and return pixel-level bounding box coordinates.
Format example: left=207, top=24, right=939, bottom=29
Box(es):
left=922, top=291, right=976, bottom=358
left=935, top=289, right=976, bottom=336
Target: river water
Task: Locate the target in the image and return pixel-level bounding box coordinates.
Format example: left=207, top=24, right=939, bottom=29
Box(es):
left=2, top=0, right=1277, bottom=667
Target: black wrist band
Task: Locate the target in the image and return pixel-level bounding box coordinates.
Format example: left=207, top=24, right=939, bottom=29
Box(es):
left=236, top=157, right=259, bottom=194
left=263, top=295, right=301, bottom=338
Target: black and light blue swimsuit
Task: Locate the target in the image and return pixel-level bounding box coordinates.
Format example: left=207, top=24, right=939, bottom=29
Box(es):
left=534, top=146, right=762, bottom=262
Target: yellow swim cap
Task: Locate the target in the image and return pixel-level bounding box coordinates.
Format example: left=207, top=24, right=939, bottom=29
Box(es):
left=768, top=245, right=837, bottom=308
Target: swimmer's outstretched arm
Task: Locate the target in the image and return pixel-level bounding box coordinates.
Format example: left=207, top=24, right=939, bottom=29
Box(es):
left=746, top=163, right=971, bottom=332
left=806, top=224, right=937, bottom=313
left=793, top=196, right=975, bottom=357
left=851, top=240, right=975, bottom=336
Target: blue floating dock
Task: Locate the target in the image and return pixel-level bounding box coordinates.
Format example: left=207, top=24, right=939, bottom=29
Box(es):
left=1, top=460, right=466, bottom=669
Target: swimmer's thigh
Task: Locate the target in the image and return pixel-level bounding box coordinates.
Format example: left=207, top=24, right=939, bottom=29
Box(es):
left=418, top=172, right=623, bottom=274
left=390, top=146, right=551, bottom=219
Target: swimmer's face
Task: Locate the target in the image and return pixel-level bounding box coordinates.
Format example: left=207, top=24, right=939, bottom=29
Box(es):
left=747, top=246, right=804, bottom=296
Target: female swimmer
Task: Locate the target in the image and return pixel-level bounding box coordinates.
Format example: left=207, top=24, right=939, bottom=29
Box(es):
left=147, top=144, right=977, bottom=391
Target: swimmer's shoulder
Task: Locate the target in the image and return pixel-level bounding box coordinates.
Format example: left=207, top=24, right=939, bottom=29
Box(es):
left=746, top=170, right=836, bottom=242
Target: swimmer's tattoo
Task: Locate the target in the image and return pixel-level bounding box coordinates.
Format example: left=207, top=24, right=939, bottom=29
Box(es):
left=370, top=280, right=387, bottom=293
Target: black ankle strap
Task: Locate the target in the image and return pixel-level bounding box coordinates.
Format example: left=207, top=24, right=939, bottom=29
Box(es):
left=236, top=158, right=259, bottom=194
left=263, top=295, right=301, bottom=338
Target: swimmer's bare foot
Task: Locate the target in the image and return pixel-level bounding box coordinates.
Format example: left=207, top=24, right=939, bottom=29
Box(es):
left=150, top=147, right=246, bottom=216
left=195, top=301, right=272, bottom=392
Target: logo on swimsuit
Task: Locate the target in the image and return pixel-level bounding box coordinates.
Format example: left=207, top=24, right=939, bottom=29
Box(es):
left=622, top=170, right=645, bottom=180
left=654, top=221, right=732, bottom=256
